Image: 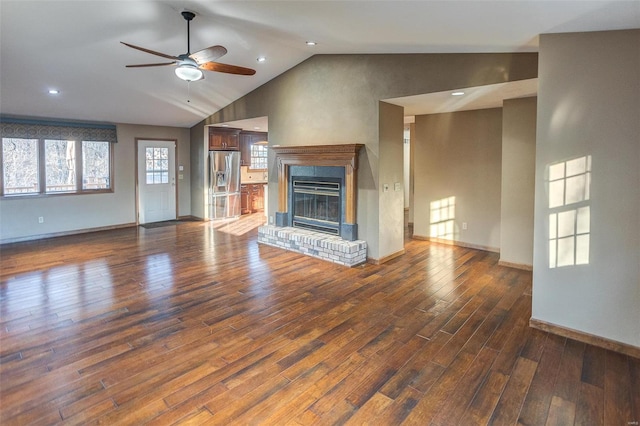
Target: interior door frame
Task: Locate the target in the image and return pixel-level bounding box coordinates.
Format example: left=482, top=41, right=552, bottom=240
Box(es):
left=135, top=138, right=179, bottom=224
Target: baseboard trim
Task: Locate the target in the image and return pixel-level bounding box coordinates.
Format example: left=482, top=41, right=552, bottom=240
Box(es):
left=498, top=260, right=533, bottom=271
left=529, top=318, right=640, bottom=359
left=367, top=248, right=405, bottom=265
left=1, top=222, right=137, bottom=245
left=412, top=235, right=500, bottom=253
left=178, top=215, right=203, bottom=221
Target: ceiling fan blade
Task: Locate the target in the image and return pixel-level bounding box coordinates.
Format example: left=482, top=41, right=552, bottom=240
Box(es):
left=120, top=42, right=179, bottom=61
left=199, top=61, right=256, bottom=76
left=126, top=62, right=177, bottom=68
left=189, top=45, right=228, bottom=65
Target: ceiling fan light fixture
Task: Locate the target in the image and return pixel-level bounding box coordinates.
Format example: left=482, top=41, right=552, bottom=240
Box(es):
left=175, top=64, right=203, bottom=82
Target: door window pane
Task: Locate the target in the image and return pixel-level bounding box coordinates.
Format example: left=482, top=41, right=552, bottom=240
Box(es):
left=145, top=147, right=169, bottom=184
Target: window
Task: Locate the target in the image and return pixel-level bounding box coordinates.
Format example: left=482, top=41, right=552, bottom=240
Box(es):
left=250, top=144, right=268, bottom=170
left=2, top=138, right=39, bottom=194
left=2, top=138, right=112, bottom=196
left=1, top=118, right=115, bottom=197
left=45, top=139, right=76, bottom=193
left=83, top=141, right=111, bottom=190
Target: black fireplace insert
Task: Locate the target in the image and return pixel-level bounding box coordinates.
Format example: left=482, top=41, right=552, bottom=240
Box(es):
left=291, top=177, right=342, bottom=235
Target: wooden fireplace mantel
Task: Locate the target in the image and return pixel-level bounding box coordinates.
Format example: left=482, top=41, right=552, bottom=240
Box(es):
left=271, top=144, right=364, bottom=224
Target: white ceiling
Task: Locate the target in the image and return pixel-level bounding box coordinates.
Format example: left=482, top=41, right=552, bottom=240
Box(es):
left=387, top=78, right=539, bottom=118
left=1, top=1, right=638, bottom=129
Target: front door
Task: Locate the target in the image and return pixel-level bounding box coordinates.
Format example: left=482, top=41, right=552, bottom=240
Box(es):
left=137, top=140, right=176, bottom=224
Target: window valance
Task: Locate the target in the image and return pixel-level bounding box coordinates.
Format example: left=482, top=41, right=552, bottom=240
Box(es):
left=0, top=116, right=117, bottom=143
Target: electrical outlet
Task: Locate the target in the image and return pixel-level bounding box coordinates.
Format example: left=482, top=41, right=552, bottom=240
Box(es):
left=462, top=222, right=468, bottom=230
left=269, top=216, right=274, bottom=224
left=394, top=182, right=401, bottom=191
left=38, top=216, right=44, bottom=224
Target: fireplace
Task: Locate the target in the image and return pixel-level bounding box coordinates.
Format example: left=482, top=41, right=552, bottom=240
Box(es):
left=258, top=144, right=367, bottom=267
left=291, top=176, right=342, bottom=235
left=270, top=144, right=364, bottom=241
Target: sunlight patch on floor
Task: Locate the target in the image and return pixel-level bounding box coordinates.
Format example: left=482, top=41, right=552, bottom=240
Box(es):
left=210, top=213, right=266, bottom=236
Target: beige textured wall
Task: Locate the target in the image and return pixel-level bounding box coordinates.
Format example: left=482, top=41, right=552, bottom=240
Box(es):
left=195, top=53, right=538, bottom=259
left=533, top=30, right=640, bottom=347
left=408, top=122, right=416, bottom=225
left=378, top=101, right=405, bottom=258
left=190, top=124, right=205, bottom=219
left=0, top=123, right=191, bottom=242
left=413, top=108, right=503, bottom=251
left=500, top=97, right=537, bottom=266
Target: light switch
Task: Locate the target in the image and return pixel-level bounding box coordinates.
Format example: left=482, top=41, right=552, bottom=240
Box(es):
left=178, top=165, right=184, bottom=171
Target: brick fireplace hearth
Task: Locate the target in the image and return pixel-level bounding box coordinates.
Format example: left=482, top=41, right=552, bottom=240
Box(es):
left=257, top=144, right=368, bottom=267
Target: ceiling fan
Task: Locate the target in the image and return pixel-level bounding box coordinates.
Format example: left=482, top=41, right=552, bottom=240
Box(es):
left=121, top=10, right=256, bottom=82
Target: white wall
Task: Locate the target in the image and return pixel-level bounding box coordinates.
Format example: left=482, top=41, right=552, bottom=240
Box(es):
left=413, top=108, right=503, bottom=251
left=500, top=97, right=537, bottom=267
left=0, top=123, right=190, bottom=242
left=532, top=30, right=640, bottom=347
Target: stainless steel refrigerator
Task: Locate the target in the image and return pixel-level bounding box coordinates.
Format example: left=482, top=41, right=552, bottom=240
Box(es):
left=208, top=151, right=241, bottom=220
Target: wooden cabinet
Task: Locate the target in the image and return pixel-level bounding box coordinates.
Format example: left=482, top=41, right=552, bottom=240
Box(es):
left=240, top=183, right=264, bottom=214
left=209, top=127, right=240, bottom=151
left=239, top=131, right=268, bottom=168
left=239, top=133, right=252, bottom=166
left=251, top=184, right=264, bottom=212
left=240, top=185, right=251, bottom=215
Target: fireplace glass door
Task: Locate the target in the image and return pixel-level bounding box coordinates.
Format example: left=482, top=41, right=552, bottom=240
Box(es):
left=292, top=178, right=341, bottom=235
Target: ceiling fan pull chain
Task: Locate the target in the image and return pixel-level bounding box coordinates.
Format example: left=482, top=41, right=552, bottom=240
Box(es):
left=187, top=81, right=191, bottom=103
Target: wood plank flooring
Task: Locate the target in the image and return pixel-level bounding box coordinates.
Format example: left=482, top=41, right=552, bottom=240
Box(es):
left=1, top=215, right=638, bottom=425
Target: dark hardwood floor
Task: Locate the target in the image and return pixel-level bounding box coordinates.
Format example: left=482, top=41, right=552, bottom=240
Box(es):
left=1, top=215, right=638, bottom=425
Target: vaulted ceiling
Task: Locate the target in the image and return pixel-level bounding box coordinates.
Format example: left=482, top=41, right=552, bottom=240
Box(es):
left=1, top=1, right=638, bottom=128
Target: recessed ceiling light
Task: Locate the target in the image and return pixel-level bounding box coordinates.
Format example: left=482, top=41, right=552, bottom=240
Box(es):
left=253, top=126, right=261, bottom=130
left=451, top=91, right=465, bottom=96
left=48, top=89, right=60, bottom=95
left=306, top=41, right=317, bottom=46
left=256, top=56, right=266, bottom=63
left=221, top=124, right=229, bottom=127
